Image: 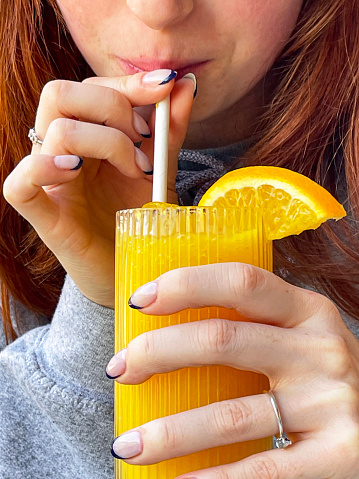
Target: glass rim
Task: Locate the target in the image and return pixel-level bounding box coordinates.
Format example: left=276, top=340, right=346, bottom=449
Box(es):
left=116, top=205, right=265, bottom=215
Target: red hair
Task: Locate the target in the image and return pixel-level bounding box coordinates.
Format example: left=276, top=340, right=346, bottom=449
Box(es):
left=0, top=0, right=89, bottom=341
left=246, top=0, right=359, bottom=318
left=0, top=0, right=358, bottom=342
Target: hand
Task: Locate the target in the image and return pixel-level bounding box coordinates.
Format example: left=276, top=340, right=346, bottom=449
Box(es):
left=108, top=263, right=359, bottom=478
left=3, top=71, right=196, bottom=307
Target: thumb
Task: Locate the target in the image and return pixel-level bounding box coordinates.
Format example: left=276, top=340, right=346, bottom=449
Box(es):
left=142, top=74, right=196, bottom=198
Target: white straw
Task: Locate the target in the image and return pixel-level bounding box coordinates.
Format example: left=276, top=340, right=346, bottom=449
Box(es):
left=152, top=95, right=170, bottom=202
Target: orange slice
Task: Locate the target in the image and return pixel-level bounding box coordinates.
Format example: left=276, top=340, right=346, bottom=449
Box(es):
left=198, top=166, right=346, bottom=240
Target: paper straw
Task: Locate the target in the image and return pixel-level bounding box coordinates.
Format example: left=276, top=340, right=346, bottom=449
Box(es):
left=152, top=95, right=170, bottom=202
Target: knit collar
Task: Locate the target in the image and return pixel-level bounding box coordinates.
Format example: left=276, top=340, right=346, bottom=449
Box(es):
left=176, top=141, right=251, bottom=206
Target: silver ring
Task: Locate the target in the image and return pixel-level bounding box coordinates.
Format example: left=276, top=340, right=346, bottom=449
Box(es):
left=266, top=390, right=292, bottom=449
left=28, top=127, right=43, bottom=146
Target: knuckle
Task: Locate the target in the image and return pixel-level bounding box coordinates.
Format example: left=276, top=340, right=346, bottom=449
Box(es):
left=198, top=318, right=235, bottom=355
left=103, top=87, right=127, bottom=114
left=317, top=333, right=353, bottom=378
left=332, top=383, right=359, bottom=416
left=340, top=429, right=359, bottom=459
left=211, top=471, right=231, bottom=479
left=113, top=74, right=135, bottom=95
left=47, top=117, right=76, bottom=145
left=3, top=157, right=30, bottom=204
left=175, top=266, right=201, bottom=298
left=317, top=294, right=341, bottom=319
left=163, top=267, right=203, bottom=306
left=2, top=174, right=15, bottom=203
left=123, top=331, right=159, bottom=384
left=235, top=263, right=266, bottom=298
left=41, top=79, right=67, bottom=105
left=245, top=455, right=280, bottom=479
left=157, top=417, right=184, bottom=452
left=345, top=432, right=359, bottom=462
left=326, top=424, right=359, bottom=467
left=137, top=330, right=160, bottom=360
left=211, top=399, right=253, bottom=438
left=112, top=127, right=132, bottom=153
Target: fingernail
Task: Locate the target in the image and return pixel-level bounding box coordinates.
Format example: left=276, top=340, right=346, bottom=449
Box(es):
left=142, top=69, right=177, bottom=86
left=128, top=281, right=158, bottom=309
left=183, top=73, right=197, bottom=98
left=111, top=430, right=143, bottom=459
left=106, top=348, right=127, bottom=379
left=53, top=155, right=83, bottom=170
left=133, top=112, right=152, bottom=138
left=134, top=147, right=153, bottom=174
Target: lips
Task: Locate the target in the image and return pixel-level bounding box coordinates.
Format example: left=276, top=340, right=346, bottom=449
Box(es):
left=117, top=57, right=210, bottom=78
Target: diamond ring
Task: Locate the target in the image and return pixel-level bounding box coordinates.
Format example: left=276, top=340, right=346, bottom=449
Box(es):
left=28, top=127, right=43, bottom=146
left=266, top=390, right=292, bottom=449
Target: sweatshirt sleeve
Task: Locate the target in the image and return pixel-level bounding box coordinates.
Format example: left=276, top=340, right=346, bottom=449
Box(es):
left=41, top=275, right=115, bottom=394
left=0, top=275, right=116, bottom=479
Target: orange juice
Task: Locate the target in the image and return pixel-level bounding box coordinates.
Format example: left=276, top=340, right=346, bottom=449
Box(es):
left=115, top=207, right=272, bottom=478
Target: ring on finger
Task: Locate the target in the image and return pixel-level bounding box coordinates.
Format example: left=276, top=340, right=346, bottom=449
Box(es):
left=28, top=127, right=43, bottom=146
left=266, top=390, right=292, bottom=449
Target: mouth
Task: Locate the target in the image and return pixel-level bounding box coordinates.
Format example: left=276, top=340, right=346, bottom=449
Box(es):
left=117, top=57, right=210, bottom=79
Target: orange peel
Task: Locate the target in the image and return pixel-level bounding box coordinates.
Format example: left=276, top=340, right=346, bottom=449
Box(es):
left=198, top=166, right=346, bottom=239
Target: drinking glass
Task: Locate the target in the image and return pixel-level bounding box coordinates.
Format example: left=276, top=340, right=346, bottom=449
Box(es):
left=115, top=206, right=272, bottom=478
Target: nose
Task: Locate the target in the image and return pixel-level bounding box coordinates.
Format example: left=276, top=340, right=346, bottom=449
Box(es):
left=126, top=0, right=194, bottom=30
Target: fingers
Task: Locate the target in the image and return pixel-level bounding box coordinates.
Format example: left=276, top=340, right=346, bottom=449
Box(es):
left=36, top=79, right=151, bottom=143
left=33, top=69, right=177, bottom=155
left=129, top=263, right=340, bottom=329
left=113, top=398, right=355, bottom=477
left=175, top=425, right=359, bottom=479
left=113, top=393, right=349, bottom=479
left=40, top=119, right=152, bottom=177
left=3, top=154, right=82, bottom=232
left=175, top=441, right=331, bottom=479
left=112, top=394, right=278, bottom=464
left=83, top=69, right=177, bottom=106
left=113, top=319, right=320, bottom=383
left=32, top=72, right=194, bottom=184
left=111, top=317, right=354, bottom=391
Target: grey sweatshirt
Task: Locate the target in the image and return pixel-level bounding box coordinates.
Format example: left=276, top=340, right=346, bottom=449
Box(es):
left=0, top=275, right=115, bottom=478
left=1, top=148, right=358, bottom=478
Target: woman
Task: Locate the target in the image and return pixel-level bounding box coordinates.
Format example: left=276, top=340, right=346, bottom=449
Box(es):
left=0, top=0, right=358, bottom=477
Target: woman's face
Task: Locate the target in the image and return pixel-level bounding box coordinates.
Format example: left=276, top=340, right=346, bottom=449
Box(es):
left=56, top=0, right=303, bottom=136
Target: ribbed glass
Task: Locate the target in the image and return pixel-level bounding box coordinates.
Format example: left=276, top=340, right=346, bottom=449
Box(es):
left=115, top=207, right=272, bottom=478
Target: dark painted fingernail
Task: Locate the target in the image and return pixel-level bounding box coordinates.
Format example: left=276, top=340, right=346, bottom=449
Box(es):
left=183, top=73, right=197, bottom=98
left=159, top=69, right=177, bottom=85
left=128, top=281, right=158, bottom=309
left=106, top=349, right=127, bottom=379
left=143, top=169, right=153, bottom=176
left=111, top=431, right=142, bottom=459
left=71, top=157, right=84, bottom=170
left=142, top=69, right=177, bottom=86
left=134, top=147, right=153, bottom=173
left=53, top=155, right=83, bottom=170
left=133, top=112, right=152, bottom=138
left=141, top=132, right=152, bottom=139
